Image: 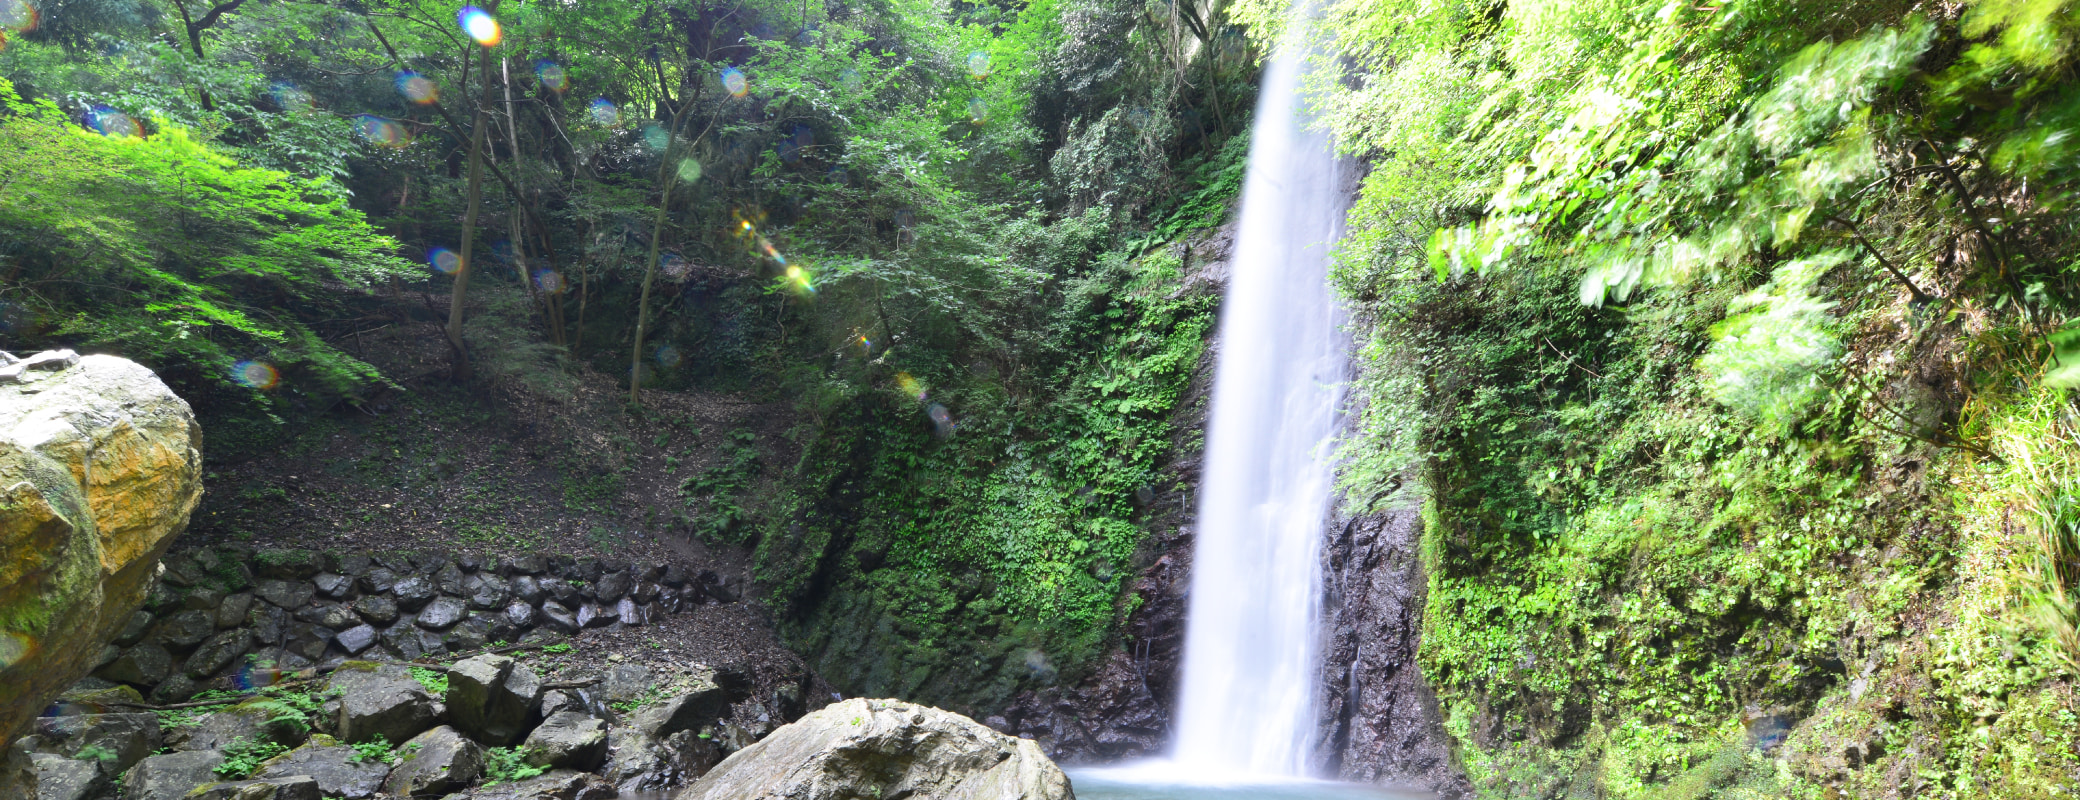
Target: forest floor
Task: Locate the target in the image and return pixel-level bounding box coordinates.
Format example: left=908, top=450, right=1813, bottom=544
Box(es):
left=166, top=304, right=817, bottom=693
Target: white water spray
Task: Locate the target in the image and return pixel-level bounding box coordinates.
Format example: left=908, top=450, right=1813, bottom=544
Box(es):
left=1168, top=30, right=1349, bottom=779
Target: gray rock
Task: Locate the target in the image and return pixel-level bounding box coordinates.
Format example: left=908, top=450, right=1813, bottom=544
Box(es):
left=31, top=751, right=104, bottom=800
left=509, top=555, right=546, bottom=575
left=327, top=662, right=442, bottom=746
left=627, top=668, right=741, bottom=740
left=521, top=711, right=608, bottom=771
left=415, top=597, right=467, bottom=630
left=31, top=712, right=160, bottom=777
left=185, top=775, right=322, bottom=800
left=601, top=664, right=654, bottom=704
left=503, top=601, right=537, bottom=629
left=537, top=690, right=584, bottom=719
left=148, top=674, right=199, bottom=704
left=252, top=735, right=390, bottom=799
left=617, top=597, right=650, bottom=627
left=247, top=604, right=288, bottom=645
left=441, top=616, right=491, bottom=652
left=575, top=603, right=615, bottom=629
left=20, top=349, right=80, bottom=371
left=661, top=564, right=693, bottom=587
left=254, top=549, right=323, bottom=580
left=358, top=568, right=398, bottom=595
left=601, top=727, right=720, bottom=796
left=184, top=629, right=252, bottom=678
left=335, top=555, right=372, bottom=576
left=678, top=698, right=1071, bottom=800
left=216, top=594, right=254, bottom=629
left=538, top=602, right=578, bottom=634
left=630, top=581, right=661, bottom=603
left=170, top=700, right=307, bottom=752
left=112, top=611, right=154, bottom=646
left=377, top=623, right=425, bottom=661
left=335, top=624, right=378, bottom=655
left=443, top=769, right=614, bottom=800
left=545, top=579, right=580, bottom=605
left=593, top=571, right=631, bottom=603
left=283, top=623, right=334, bottom=662
left=95, top=644, right=171, bottom=687
left=254, top=579, right=314, bottom=610
left=295, top=602, right=358, bottom=630
left=351, top=595, right=398, bottom=626
left=120, top=749, right=225, bottom=800
left=2, top=739, right=35, bottom=800
left=182, top=587, right=226, bottom=612
left=151, top=609, right=214, bottom=650
left=435, top=562, right=466, bottom=595
left=445, top=655, right=542, bottom=747
left=511, top=576, right=545, bottom=604
left=312, top=573, right=355, bottom=600
left=381, top=725, right=482, bottom=798
left=391, top=576, right=436, bottom=611
left=465, top=574, right=510, bottom=610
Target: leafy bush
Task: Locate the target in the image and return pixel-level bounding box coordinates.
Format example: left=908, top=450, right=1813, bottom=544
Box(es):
left=481, top=746, right=547, bottom=786
left=347, top=735, right=397, bottom=765
left=213, top=737, right=288, bottom=780
left=408, top=666, right=447, bottom=696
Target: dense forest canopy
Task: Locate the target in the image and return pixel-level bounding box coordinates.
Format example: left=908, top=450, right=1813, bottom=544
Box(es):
left=11, top=0, right=2080, bottom=796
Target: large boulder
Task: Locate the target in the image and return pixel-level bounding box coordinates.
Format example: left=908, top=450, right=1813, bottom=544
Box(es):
left=521, top=711, right=608, bottom=771
left=2, top=739, right=36, bottom=799
left=445, top=655, right=542, bottom=746
left=251, top=735, right=391, bottom=800
left=29, top=712, right=162, bottom=777
left=675, top=698, right=1073, bottom=800
left=0, top=353, right=202, bottom=743
left=603, top=727, right=722, bottom=796
left=184, top=775, right=323, bottom=800
left=325, top=662, right=442, bottom=746
left=169, top=699, right=308, bottom=752
left=119, top=749, right=225, bottom=800
left=381, top=725, right=482, bottom=798
left=441, top=769, right=613, bottom=800
left=626, top=666, right=745, bottom=740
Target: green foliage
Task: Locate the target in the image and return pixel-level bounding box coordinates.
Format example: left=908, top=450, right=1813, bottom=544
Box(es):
left=347, top=735, right=397, bottom=765
left=481, top=746, right=548, bottom=786
left=213, top=737, right=288, bottom=780
left=680, top=430, right=762, bottom=543
left=408, top=666, right=447, bottom=697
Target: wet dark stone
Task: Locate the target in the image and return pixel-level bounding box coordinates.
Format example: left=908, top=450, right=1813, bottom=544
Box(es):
left=457, top=553, right=483, bottom=572
left=335, top=554, right=373, bottom=576
left=593, top=571, right=630, bottom=603
left=113, top=611, right=154, bottom=647
left=510, top=555, right=547, bottom=575
left=660, top=564, right=693, bottom=588
left=255, top=549, right=323, bottom=580
left=629, top=581, right=660, bottom=603
left=392, top=575, right=436, bottom=610
left=353, top=595, right=399, bottom=626
left=574, top=559, right=604, bottom=584
left=465, top=573, right=510, bottom=610
left=615, top=598, right=648, bottom=627
left=639, top=564, right=667, bottom=583
left=546, top=579, right=579, bottom=605
left=335, top=624, right=379, bottom=655
left=504, top=602, right=537, bottom=629
left=254, top=579, right=315, bottom=610
left=436, top=562, right=467, bottom=595
left=538, top=602, right=579, bottom=634
left=182, top=587, right=225, bottom=612
left=512, top=576, right=545, bottom=604
left=295, top=602, right=358, bottom=630
left=358, top=567, right=398, bottom=595
left=313, top=573, right=355, bottom=600
left=417, top=597, right=468, bottom=630
left=216, top=594, right=253, bottom=629
left=576, top=603, right=616, bottom=629
left=247, top=604, right=289, bottom=645
left=151, top=610, right=214, bottom=650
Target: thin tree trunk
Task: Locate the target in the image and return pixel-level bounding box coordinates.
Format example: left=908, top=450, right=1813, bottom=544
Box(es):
left=628, top=77, right=706, bottom=405
left=446, top=18, right=502, bottom=381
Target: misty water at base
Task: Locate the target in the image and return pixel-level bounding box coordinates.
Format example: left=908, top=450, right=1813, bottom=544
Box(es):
left=1070, top=769, right=1427, bottom=800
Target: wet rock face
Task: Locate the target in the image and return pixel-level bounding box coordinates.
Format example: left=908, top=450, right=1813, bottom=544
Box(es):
left=1312, top=506, right=1472, bottom=799
left=676, top=698, right=1072, bottom=800
left=0, top=352, right=203, bottom=743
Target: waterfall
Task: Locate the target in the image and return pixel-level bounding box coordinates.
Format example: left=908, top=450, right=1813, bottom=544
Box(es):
left=1169, top=29, right=1349, bottom=779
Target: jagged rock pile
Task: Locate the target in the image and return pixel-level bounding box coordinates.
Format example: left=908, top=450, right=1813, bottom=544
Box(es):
left=0, top=350, right=203, bottom=745
left=100, top=545, right=740, bottom=703
left=17, top=653, right=760, bottom=799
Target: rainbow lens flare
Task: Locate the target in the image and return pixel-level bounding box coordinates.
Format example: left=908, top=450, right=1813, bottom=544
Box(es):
left=394, top=71, right=439, bottom=104
left=532, top=269, right=563, bottom=293
left=353, top=115, right=408, bottom=147
left=641, top=123, right=669, bottom=153
left=966, top=51, right=991, bottom=79
left=839, top=67, right=860, bottom=91
left=676, top=158, right=702, bottom=183
left=928, top=403, right=955, bottom=436
left=967, top=97, right=988, bottom=123
left=87, top=106, right=138, bottom=138
left=588, top=98, right=618, bottom=126
left=0, top=0, right=37, bottom=32
left=535, top=61, right=567, bottom=93
left=429, top=247, right=462, bottom=274
left=235, top=661, right=284, bottom=691
left=655, top=345, right=682, bottom=368
left=232, top=360, right=280, bottom=390
left=270, top=81, right=311, bottom=112
left=720, top=67, right=748, bottom=97
left=458, top=6, right=501, bottom=46
left=661, top=252, right=691, bottom=279
left=0, top=630, right=31, bottom=668
left=895, top=372, right=926, bottom=402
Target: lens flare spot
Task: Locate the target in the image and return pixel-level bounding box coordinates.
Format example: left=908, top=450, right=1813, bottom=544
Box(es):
left=0, top=0, right=37, bottom=32
left=967, top=97, right=988, bottom=123
left=655, top=345, right=683, bottom=368
left=928, top=403, right=955, bottom=436
left=965, top=50, right=991, bottom=79
left=269, top=81, right=311, bottom=112
left=641, top=123, right=669, bottom=153
left=535, top=61, right=567, bottom=93
left=720, top=67, right=748, bottom=97
left=839, top=67, right=860, bottom=91
left=1127, top=106, right=1151, bottom=131
left=661, top=252, right=691, bottom=280
left=0, top=631, right=30, bottom=667
left=235, top=661, right=284, bottom=691
left=232, top=360, right=280, bottom=390
left=676, top=158, right=702, bottom=183
left=394, top=71, right=438, bottom=104
left=530, top=269, right=563, bottom=293
left=428, top=247, right=461, bottom=274
left=458, top=6, right=501, bottom=46
left=587, top=98, right=619, bottom=126
left=87, top=106, right=138, bottom=139
left=353, top=115, right=408, bottom=147
left=895, top=372, right=926, bottom=402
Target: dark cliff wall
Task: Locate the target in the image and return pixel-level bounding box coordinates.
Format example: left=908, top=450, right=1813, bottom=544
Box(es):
left=1316, top=504, right=1473, bottom=797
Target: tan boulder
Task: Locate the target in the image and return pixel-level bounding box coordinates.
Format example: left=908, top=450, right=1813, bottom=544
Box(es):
left=0, top=352, right=202, bottom=742
left=676, top=698, right=1074, bottom=800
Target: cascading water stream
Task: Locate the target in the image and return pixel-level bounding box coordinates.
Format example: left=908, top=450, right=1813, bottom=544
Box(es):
left=1076, top=26, right=1366, bottom=797
left=1168, top=26, right=1349, bottom=779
